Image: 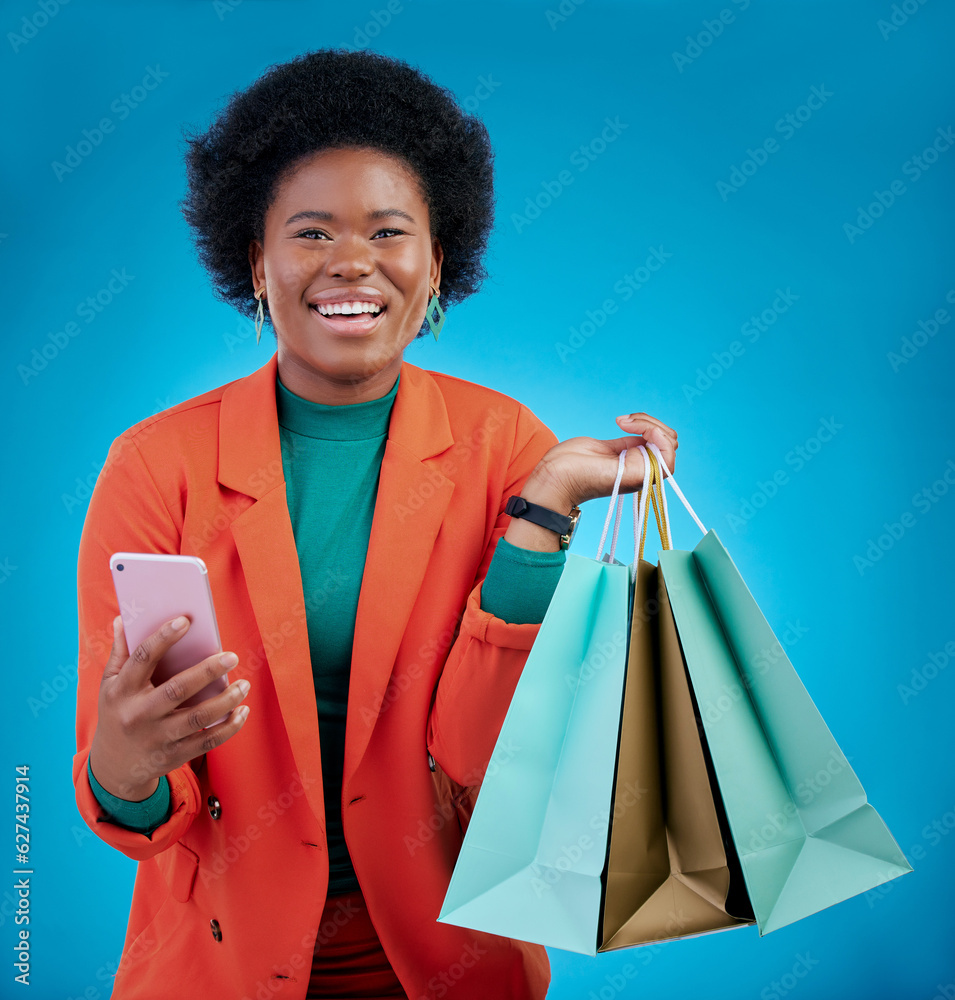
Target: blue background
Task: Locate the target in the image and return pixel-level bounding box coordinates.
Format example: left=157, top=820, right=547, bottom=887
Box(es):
left=3, top=0, right=953, bottom=997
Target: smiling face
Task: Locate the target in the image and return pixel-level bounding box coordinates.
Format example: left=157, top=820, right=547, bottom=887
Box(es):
left=249, top=146, right=443, bottom=404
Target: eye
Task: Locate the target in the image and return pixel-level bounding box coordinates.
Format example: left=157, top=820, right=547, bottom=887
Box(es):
left=372, top=228, right=405, bottom=239
left=294, top=228, right=330, bottom=240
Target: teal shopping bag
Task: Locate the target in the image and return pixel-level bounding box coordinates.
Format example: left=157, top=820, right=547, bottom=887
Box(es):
left=644, top=445, right=913, bottom=934
left=438, top=454, right=632, bottom=955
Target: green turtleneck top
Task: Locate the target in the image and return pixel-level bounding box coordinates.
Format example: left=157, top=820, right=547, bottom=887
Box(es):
left=88, top=374, right=566, bottom=891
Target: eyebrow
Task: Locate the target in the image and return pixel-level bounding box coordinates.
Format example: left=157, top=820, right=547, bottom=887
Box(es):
left=284, top=208, right=416, bottom=226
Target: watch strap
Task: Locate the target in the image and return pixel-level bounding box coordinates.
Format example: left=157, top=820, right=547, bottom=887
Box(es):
left=505, top=495, right=572, bottom=536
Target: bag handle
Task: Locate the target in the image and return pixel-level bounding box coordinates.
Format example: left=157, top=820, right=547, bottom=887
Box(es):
left=631, top=445, right=653, bottom=566
left=631, top=445, right=672, bottom=564
left=647, top=447, right=672, bottom=550
left=645, top=442, right=708, bottom=538
left=600, top=443, right=707, bottom=565
left=596, top=449, right=629, bottom=562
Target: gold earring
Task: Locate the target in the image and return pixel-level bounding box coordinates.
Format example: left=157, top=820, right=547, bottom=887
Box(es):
left=254, top=287, right=267, bottom=344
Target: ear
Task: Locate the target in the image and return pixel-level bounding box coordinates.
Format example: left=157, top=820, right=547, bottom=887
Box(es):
left=430, top=237, right=444, bottom=292
left=249, top=239, right=265, bottom=291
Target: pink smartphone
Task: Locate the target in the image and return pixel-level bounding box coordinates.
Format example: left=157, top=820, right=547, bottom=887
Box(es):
left=110, top=553, right=229, bottom=720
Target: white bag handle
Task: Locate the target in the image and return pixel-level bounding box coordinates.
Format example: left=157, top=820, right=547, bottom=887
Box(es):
left=597, top=444, right=706, bottom=565
left=630, top=445, right=651, bottom=571
left=646, top=442, right=707, bottom=537
left=596, top=449, right=629, bottom=562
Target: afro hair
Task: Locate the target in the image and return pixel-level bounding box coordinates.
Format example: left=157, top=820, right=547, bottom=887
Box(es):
left=180, top=48, right=495, bottom=336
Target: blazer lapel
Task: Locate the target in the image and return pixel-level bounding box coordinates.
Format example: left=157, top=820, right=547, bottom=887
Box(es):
left=218, top=355, right=326, bottom=825
left=345, top=362, right=455, bottom=779
left=216, top=356, right=456, bottom=805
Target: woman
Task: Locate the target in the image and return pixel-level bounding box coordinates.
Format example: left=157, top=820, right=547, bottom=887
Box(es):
left=73, top=48, right=677, bottom=999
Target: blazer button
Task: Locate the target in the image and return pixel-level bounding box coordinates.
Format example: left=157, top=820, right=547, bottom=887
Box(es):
left=210, top=919, right=222, bottom=942
left=207, top=796, right=222, bottom=820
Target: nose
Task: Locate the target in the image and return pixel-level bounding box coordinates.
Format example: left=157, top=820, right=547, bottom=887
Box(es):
left=323, top=232, right=374, bottom=281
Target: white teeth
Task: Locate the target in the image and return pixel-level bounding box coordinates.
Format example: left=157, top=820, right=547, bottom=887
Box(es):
left=316, top=301, right=382, bottom=316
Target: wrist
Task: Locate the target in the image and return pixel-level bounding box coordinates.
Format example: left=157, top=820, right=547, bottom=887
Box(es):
left=519, top=468, right=577, bottom=514
left=503, top=516, right=562, bottom=553
left=504, top=492, right=581, bottom=552
left=89, top=747, right=160, bottom=803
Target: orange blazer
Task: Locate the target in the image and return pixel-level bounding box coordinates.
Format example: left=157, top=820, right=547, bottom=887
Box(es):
left=73, top=354, right=556, bottom=1000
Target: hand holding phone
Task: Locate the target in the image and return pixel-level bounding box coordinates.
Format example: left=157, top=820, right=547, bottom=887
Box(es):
left=87, top=554, right=251, bottom=803
left=110, top=553, right=228, bottom=711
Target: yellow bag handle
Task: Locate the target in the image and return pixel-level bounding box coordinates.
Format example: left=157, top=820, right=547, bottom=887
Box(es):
left=635, top=466, right=652, bottom=563
left=649, top=447, right=672, bottom=551
left=635, top=445, right=671, bottom=561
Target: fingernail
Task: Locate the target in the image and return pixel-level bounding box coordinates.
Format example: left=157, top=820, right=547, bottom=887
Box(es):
left=219, top=652, right=238, bottom=669
left=237, top=679, right=250, bottom=696
left=235, top=706, right=250, bottom=723
left=171, top=616, right=188, bottom=630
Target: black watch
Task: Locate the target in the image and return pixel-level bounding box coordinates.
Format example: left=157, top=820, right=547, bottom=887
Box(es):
left=505, top=496, right=582, bottom=550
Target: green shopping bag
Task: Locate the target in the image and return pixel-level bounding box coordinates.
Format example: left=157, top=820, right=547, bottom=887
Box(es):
left=438, top=453, right=633, bottom=955
left=645, top=444, right=913, bottom=934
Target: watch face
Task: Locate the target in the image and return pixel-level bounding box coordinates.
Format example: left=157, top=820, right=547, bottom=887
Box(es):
left=561, top=507, right=582, bottom=549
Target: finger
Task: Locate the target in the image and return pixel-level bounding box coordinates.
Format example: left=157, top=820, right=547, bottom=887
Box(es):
left=162, top=702, right=252, bottom=771
left=616, top=410, right=676, bottom=433
left=599, top=435, right=675, bottom=488
left=101, top=615, right=130, bottom=682
left=118, top=696, right=250, bottom=793
left=622, top=445, right=649, bottom=492
left=588, top=437, right=650, bottom=494
left=166, top=676, right=251, bottom=743
left=117, top=616, right=191, bottom=692
left=618, top=421, right=678, bottom=452
left=147, top=650, right=239, bottom=716
left=614, top=417, right=677, bottom=474
left=644, top=425, right=677, bottom=476
left=616, top=412, right=678, bottom=446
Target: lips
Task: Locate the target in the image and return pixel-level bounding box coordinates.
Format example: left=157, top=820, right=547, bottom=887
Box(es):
left=309, top=286, right=385, bottom=307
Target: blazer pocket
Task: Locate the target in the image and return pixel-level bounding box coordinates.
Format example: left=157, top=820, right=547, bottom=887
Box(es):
left=156, top=841, right=200, bottom=903
left=429, top=755, right=478, bottom=842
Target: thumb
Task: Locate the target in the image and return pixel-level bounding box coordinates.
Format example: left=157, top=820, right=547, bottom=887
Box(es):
left=596, top=437, right=650, bottom=493
left=101, top=615, right=129, bottom=682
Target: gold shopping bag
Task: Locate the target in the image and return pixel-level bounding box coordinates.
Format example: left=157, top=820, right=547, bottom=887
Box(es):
left=600, top=447, right=754, bottom=950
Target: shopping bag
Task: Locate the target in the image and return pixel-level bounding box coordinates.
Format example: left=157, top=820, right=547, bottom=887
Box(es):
left=601, top=447, right=755, bottom=949
left=438, top=452, right=633, bottom=955
left=646, top=443, right=913, bottom=934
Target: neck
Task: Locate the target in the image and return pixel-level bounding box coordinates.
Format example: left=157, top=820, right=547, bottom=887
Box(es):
left=276, top=351, right=403, bottom=405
